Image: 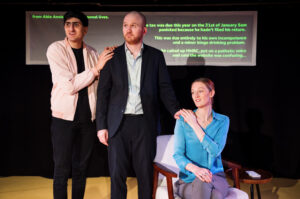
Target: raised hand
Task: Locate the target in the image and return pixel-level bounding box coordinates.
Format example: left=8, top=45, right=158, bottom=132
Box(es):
left=179, top=109, right=198, bottom=129
left=95, top=46, right=116, bottom=72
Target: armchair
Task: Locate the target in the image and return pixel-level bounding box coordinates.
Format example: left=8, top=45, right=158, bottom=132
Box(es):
left=152, top=135, right=248, bottom=199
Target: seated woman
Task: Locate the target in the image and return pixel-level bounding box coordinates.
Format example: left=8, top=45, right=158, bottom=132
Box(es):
left=173, top=77, right=230, bottom=199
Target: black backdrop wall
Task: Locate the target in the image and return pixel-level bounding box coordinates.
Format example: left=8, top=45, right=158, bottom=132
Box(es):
left=1, top=1, right=300, bottom=179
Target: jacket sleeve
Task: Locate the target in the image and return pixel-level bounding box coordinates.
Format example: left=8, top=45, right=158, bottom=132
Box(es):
left=46, top=42, right=98, bottom=95
left=158, top=52, right=180, bottom=116
left=96, top=60, right=112, bottom=131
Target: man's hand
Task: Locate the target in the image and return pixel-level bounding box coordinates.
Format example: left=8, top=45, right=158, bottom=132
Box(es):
left=97, top=129, right=109, bottom=146
left=174, top=110, right=181, bottom=119
left=96, top=46, right=116, bottom=72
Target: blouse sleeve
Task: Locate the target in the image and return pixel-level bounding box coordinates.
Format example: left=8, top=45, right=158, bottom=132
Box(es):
left=173, top=118, right=193, bottom=173
left=201, top=116, right=230, bottom=157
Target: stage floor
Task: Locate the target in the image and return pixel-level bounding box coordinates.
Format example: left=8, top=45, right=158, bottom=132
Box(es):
left=0, top=176, right=299, bottom=199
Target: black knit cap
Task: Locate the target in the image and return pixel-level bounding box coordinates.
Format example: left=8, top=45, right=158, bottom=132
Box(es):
left=63, top=10, right=88, bottom=27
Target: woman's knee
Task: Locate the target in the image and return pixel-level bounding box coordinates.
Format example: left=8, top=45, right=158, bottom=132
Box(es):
left=211, top=189, right=224, bottom=199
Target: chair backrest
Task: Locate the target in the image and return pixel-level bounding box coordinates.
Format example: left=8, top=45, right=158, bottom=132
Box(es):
left=154, top=134, right=179, bottom=175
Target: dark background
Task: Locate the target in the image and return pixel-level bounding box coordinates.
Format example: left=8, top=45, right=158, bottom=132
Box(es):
left=0, top=0, right=299, bottom=179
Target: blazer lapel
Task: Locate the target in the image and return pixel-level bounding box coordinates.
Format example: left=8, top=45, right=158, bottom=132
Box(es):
left=115, top=44, right=128, bottom=88
left=140, top=44, right=149, bottom=89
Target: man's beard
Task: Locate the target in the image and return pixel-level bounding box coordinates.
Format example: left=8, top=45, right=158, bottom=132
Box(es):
left=124, top=33, right=142, bottom=45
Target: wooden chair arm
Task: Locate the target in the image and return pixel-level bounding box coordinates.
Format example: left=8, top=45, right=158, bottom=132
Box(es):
left=222, top=159, right=242, bottom=169
left=154, top=163, right=178, bottom=178
left=222, top=159, right=242, bottom=189
left=153, top=163, right=178, bottom=199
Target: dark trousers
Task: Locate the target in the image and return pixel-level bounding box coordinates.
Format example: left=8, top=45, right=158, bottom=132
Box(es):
left=51, top=117, right=96, bottom=199
left=108, top=115, right=156, bottom=199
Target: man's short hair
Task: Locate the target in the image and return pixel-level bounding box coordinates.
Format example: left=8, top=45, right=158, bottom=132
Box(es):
left=64, top=10, right=88, bottom=27
left=125, top=11, right=147, bottom=27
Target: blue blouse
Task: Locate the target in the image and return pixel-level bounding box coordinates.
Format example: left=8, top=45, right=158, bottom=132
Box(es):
left=173, top=110, right=229, bottom=183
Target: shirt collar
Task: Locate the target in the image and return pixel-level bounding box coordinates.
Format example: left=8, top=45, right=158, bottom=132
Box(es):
left=125, top=43, right=144, bottom=55
left=193, top=109, right=220, bottom=120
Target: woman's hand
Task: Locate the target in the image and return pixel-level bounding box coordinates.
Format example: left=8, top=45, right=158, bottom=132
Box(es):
left=179, top=109, right=199, bottom=129
left=95, top=46, right=117, bottom=72
left=186, top=163, right=212, bottom=183
left=180, top=109, right=206, bottom=142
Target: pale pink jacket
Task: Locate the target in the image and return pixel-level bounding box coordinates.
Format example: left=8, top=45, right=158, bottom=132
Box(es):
left=46, top=38, right=99, bottom=121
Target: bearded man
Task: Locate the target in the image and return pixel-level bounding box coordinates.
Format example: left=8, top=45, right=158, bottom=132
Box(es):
left=96, top=11, right=180, bottom=199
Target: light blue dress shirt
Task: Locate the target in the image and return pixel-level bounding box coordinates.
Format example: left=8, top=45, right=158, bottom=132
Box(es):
left=124, top=44, right=144, bottom=114
left=173, top=110, right=229, bottom=183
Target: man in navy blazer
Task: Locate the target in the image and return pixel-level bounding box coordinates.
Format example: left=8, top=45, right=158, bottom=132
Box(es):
left=96, top=11, right=180, bottom=199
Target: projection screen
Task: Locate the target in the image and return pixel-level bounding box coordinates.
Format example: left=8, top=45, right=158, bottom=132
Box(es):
left=26, top=11, right=257, bottom=66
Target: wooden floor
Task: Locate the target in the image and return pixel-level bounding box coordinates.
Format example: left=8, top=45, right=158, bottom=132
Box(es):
left=0, top=176, right=300, bottom=199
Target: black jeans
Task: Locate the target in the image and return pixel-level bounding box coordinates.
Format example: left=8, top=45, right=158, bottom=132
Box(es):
left=51, top=117, right=96, bottom=199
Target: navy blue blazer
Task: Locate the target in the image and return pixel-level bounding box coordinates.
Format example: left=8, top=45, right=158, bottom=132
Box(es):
left=96, top=43, right=180, bottom=138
